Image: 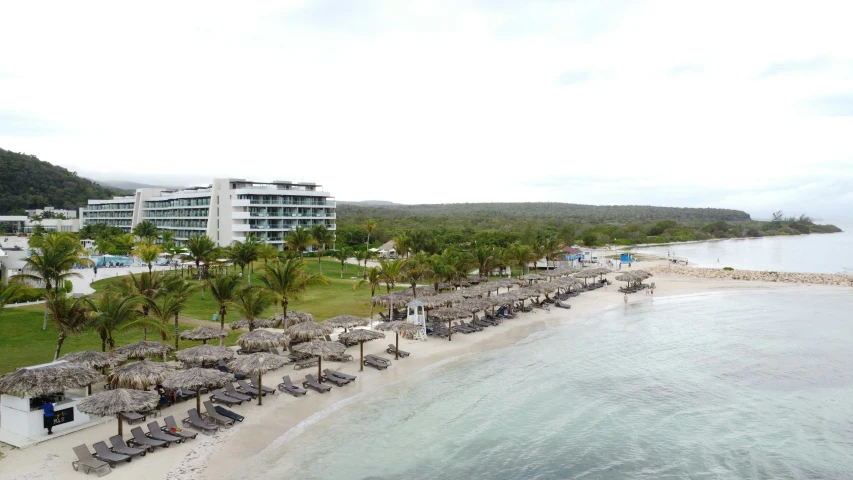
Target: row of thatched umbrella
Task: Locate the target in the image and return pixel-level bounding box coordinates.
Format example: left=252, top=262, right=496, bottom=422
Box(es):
left=338, top=329, right=385, bottom=371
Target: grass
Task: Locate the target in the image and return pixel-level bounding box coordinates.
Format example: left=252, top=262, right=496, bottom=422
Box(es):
left=1, top=259, right=383, bottom=374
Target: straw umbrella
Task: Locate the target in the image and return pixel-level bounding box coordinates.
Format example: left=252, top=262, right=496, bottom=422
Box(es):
left=58, top=351, right=126, bottom=395
left=227, top=353, right=287, bottom=405
left=375, top=321, right=421, bottom=360
left=338, top=329, right=385, bottom=371
left=175, top=345, right=234, bottom=367
left=282, top=311, right=315, bottom=328
left=236, top=329, right=289, bottom=353
left=179, top=326, right=229, bottom=345
left=286, top=321, right=333, bottom=341
left=292, top=340, right=345, bottom=380
left=429, top=307, right=469, bottom=341
left=0, top=361, right=103, bottom=398
left=107, top=359, right=175, bottom=390
left=77, top=388, right=159, bottom=436
left=163, top=367, right=233, bottom=412
left=230, top=318, right=277, bottom=330
left=324, top=315, right=369, bottom=333
left=114, top=341, right=173, bottom=360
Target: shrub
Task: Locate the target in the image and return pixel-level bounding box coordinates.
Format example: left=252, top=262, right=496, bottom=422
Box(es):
left=722, top=267, right=734, bottom=271
left=64, top=280, right=73, bottom=293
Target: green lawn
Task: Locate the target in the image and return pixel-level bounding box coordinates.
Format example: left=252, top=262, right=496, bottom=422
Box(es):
left=2, top=259, right=401, bottom=374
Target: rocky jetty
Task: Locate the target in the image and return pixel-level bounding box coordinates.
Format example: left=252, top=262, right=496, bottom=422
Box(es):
left=649, top=266, right=853, bottom=287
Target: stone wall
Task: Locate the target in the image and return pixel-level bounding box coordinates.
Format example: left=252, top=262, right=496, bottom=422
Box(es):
left=648, top=266, right=853, bottom=287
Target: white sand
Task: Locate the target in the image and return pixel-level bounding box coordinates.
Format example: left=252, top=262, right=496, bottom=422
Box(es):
left=2, top=262, right=846, bottom=479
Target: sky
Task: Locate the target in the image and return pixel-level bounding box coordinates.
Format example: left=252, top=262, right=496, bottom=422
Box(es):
left=1, top=0, right=852, bottom=221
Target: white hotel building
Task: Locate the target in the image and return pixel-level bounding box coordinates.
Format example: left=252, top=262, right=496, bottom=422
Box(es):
left=79, top=178, right=335, bottom=248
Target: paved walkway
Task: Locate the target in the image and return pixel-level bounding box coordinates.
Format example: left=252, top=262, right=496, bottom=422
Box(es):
left=70, top=264, right=173, bottom=294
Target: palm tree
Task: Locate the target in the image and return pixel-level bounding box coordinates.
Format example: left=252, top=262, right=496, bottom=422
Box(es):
left=363, top=219, right=378, bottom=251
left=256, top=243, right=279, bottom=268
left=393, top=233, right=411, bottom=259
left=15, top=232, right=89, bottom=330
left=183, top=235, right=217, bottom=281
left=259, top=257, right=328, bottom=317
left=402, top=253, right=432, bottom=298
left=331, top=246, right=352, bottom=279
left=377, top=258, right=405, bottom=293
left=472, top=245, right=494, bottom=278
left=0, top=280, right=30, bottom=320
left=233, top=286, right=276, bottom=332
left=540, top=237, right=564, bottom=270
left=310, top=224, right=334, bottom=274
left=353, top=266, right=382, bottom=318
left=133, top=241, right=162, bottom=275
left=158, top=276, right=198, bottom=351
left=507, top=243, right=534, bottom=277
left=284, top=226, right=317, bottom=258
left=208, top=274, right=241, bottom=345
left=132, top=221, right=158, bottom=241
left=492, top=247, right=510, bottom=277
left=353, top=249, right=367, bottom=277
left=89, top=290, right=158, bottom=352
left=227, top=238, right=259, bottom=284
left=45, top=292, right=92, bottom=361
left=119, top=272, right=169, bottom=340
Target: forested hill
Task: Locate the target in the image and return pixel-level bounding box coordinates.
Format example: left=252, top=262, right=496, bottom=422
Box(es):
left=338, top=202, right=751, bottom=230
left=0, top=148, right=125, bottom=213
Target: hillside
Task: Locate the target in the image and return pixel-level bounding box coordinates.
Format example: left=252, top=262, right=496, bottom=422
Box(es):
left=337, top=202, right=752, bottom=230
left=0, top=148, right=126, bottom=213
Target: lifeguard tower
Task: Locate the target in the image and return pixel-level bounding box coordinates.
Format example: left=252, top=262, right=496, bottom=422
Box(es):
left=406, top=299, right=427, bottom=341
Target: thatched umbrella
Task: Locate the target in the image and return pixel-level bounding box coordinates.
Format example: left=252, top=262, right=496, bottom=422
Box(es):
left=236, top=329, right=289, bottom=353
left=175, top=345, right=234, bottom=367
left=293, top=340, right=345, bottom=380
left=375, top=321, right=422, bottom=360
left=227, top=353, right=287, bottom=406
left=78, top=388, right=159, bottom=436
left=179, top=326, right=229, bottom=345
left=230, top=318, right=277, bottom=331
left=324, top=315, right=370, bottom=333
left=429, top=307, right=469, bottom=341
left=520, top=273, right=544, bottom=282
left=0, top=361, right=104, bottom=397
left=163, top=367, right=233, bottom=412
left=114, top=341, right=173, bottom=360
left=338, top=329, right=385, bottom=372
left=283, top=311, right=315, bottom=328
left=286, top=321, right=334, bottom=341
left=59, top=351, right=127, bottom=370
left=107, top=359, right=175, bottom=390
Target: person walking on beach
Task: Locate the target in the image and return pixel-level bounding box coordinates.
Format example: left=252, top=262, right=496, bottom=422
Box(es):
left=623, top=294, right=628, bottom=306
left=40, top=400, right=55, bottom=435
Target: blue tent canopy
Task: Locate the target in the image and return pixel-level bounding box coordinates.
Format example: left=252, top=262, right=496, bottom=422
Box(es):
left=620, top=253, right=634, bottom=263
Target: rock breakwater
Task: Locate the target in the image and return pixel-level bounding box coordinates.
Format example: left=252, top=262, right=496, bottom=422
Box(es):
left=648, top=266, right=853, bottom=287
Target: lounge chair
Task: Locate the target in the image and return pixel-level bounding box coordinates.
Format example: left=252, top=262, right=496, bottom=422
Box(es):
left=326, top=353, right=353, bottom=363
left=237, top=347, right=262, bottom=355
left=108, top=435, right=146, bottom=457
left=224, top=382, right=253, bottom=401
left=277, top=375, right=307, bottom=396
left=320, top=370, right=349, bottom=386
left=120, top=411, right=146, bottom=425
left=146, top=422, right=182, bottom=445
left=250, top=375, right=277, bottom=395
left=363, top=355, right=389, bottom=370
left=181, top=409, right=219, bottom=435
left=71, top=444, right=111, bottom=476
left=214, top=405, right=245, bottom=422
left=237, top=380, right=264, bottom=397
left=128, top=427, right=168, bottom=450
left=294, top=357, right=319, bottom=370
left=385, top=344, right=410, bottom=357
left=163, top=416, right=197, bottom=440
left=92, top=441, right=131, bottom=468
left=302, top=374, right=332, bottom=393
left=209, top=389, right=243, bottom=406
left=202, top=400, right=235, bottom=428
left=555, top=301, right=571, bottom=309
left=325, top=369, right=356, bottom=382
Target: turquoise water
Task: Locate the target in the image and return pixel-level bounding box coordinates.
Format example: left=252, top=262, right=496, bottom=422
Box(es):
left=249, top=290, right=853, bottom=479
left=630, top=224, right=852, bottom=274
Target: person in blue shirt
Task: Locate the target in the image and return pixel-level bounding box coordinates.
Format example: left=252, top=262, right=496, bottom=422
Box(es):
left=40, top=401, right=55, bottom=434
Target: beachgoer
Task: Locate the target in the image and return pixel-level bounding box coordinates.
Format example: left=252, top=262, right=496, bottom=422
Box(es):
left=40, top=400, right=55, bottom=435
left=623, top=294, right=628, bottom=305
left=546, top=305, right=551, bottom=313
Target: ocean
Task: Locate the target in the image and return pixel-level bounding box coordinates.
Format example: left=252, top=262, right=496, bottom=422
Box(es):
left=629, top=224, right=852, bottom=274
left=248, top=289, right=853, bottom=479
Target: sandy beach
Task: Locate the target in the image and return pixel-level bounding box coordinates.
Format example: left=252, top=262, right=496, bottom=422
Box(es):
left=2, top=262, right=849, bottom=480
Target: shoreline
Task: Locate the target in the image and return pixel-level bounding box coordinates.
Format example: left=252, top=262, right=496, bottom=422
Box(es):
left=2, top=267, right=850, bottom=479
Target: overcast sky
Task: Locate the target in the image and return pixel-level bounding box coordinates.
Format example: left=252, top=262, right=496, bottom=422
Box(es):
left=2, top=1, right=852, bottom=220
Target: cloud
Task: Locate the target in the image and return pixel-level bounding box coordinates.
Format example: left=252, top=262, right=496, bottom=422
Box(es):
left=799, top=93, right=853, bottom=116
left=0, top=111, right=60, bottom=137
left=669, top=64, right=704, bottom=76
left=758, top=56, right=834, bottom=78
left=554, top=69, right=595, bottom=86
